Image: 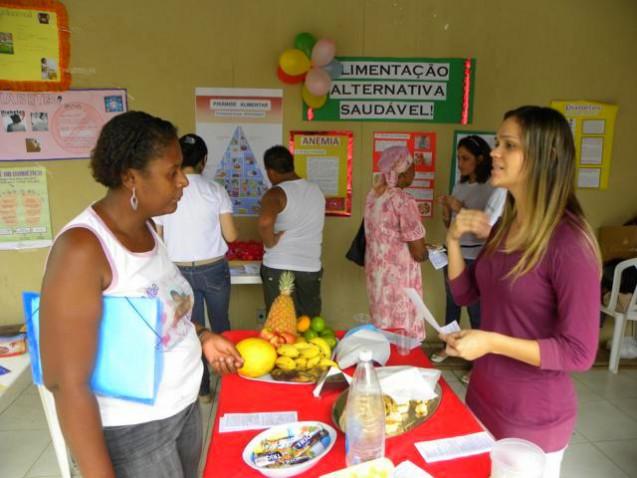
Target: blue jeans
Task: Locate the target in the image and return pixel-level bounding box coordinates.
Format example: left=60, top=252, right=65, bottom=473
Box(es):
left=103, top=401, right=202, bottom=478
left=444, top=260, right=481, bottom=329
left=178, top=259, right=231, bottom=394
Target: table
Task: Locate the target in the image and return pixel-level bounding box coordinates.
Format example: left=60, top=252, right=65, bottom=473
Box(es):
left=0, top=352, right=31, bottom=413
left=229, top=261, right=261, bottom=285
left=204, top=331, right=490, bottom=478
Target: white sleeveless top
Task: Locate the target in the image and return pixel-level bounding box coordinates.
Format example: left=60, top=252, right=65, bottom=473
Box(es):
left=263, top=179, right=325, bottom=272
left=57, top=206, right=201, bottom=427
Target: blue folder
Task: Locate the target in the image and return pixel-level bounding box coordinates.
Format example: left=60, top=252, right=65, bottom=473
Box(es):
left=22, top=292, right=164, bottom=405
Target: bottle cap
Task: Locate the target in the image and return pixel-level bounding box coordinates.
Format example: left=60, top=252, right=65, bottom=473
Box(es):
left=358, top=349, right=373, bottom=362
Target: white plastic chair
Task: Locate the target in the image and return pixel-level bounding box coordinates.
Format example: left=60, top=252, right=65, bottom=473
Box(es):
left=601, top=258, right=637, bottom=374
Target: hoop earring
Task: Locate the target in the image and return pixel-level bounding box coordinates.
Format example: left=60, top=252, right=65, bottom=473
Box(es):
left=130, top=187, right=138, bottom=211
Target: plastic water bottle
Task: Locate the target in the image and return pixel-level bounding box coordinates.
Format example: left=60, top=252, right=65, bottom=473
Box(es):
left=344, top=349, right=385, bottom=466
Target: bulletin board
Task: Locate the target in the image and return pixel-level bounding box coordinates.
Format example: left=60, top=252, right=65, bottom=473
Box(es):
left=289, top=130, right=353, bottom=216
left=0, top=1, right=70, bottom=91
left=550, top=100, right=618, bottom=190
left=372, top=131, right=437, bottom=217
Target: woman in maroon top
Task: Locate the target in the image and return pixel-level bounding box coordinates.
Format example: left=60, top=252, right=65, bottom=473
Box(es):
left=441, top=106, right=601, bottom=477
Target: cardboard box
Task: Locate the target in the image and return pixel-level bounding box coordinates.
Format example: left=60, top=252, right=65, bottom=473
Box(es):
left=599, top=226, right=637, bottom=262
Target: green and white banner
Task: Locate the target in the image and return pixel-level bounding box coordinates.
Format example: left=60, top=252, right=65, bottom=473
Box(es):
left=304, top=57, right=475, bottom=123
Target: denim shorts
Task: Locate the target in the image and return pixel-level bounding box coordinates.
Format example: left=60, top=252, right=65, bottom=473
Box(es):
left=103, top=401, right=202, bottom=478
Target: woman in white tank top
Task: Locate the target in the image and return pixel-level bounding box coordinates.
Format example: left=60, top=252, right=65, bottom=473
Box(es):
left=39, top=112, right=243, bottom=478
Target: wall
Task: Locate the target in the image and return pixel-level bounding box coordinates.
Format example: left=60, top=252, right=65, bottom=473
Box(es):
left=1, top=0, right=636, bottom=342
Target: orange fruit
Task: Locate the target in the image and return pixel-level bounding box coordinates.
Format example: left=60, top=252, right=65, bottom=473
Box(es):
left=297, top=315, right=311, bottom=333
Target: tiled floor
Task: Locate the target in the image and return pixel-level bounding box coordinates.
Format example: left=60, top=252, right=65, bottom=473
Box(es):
left=2, top=370, right=637, bottom=477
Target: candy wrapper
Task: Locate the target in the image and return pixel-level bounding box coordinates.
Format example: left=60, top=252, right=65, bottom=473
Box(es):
left=251, top=424, right=331, bottom=469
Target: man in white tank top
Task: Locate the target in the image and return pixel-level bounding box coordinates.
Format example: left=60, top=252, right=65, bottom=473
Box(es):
left=258, top=146, right=325, bottom=317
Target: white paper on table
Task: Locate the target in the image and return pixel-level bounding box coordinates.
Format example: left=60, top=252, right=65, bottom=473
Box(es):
left=312, top=366, right=352, bottom=398
left=218, top=411, right=297, bottom=433
left=376, top=366, right=440, bottom=403
left=415, top=431, right=495, bottom=463
left=403, top=288, right=460, bottom=335
left=335, top=327, right=391, bottom=369
left=394, top=460, right=434, bottom=478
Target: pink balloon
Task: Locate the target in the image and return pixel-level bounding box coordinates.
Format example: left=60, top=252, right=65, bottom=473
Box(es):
left=305, top=67, right=332, bottom=96
left=311, top=38, right=336, bottom=67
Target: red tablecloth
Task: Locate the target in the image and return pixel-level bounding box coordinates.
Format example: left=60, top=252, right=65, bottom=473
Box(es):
left=204, top=331, right=490, bottom=478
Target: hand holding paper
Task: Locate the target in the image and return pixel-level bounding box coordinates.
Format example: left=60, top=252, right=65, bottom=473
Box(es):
left=440, top=329, right=494, bottom=361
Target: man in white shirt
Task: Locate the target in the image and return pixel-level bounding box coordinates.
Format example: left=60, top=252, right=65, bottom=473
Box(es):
left=258, top=146, right=325, bottom=318
left=155, top=134, right=238, bottom=400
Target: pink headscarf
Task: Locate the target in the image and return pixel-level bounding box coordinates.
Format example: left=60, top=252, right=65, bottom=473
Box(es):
left=374, top=145, right=413, bottom=193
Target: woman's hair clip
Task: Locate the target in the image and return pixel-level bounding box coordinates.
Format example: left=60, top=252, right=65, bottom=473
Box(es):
left=183, top=135, right=196, bottom=144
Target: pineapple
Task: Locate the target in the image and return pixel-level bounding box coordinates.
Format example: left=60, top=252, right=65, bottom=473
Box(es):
left=263, top=271, right=297, bottom=336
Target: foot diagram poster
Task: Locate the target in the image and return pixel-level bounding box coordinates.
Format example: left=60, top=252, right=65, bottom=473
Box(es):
left=195, top=88, right=282, bottom=216
left=0, top=166, right=52, bottom=250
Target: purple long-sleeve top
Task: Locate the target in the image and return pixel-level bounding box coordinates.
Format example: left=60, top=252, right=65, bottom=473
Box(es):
left=449, top=217, right=600, bottom=452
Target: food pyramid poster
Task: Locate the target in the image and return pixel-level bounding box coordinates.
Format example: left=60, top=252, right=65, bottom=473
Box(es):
left=214, top=126, right=268, bottom=216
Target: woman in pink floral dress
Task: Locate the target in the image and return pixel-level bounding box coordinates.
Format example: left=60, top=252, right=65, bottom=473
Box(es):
left=364, top=146, right=428, bottom=339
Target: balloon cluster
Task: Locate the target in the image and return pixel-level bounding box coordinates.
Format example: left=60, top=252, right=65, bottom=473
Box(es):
left=277, top=32, right=343, bottom=110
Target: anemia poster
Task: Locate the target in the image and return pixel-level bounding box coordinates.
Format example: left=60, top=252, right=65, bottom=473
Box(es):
left=550, top=100, right=617, bottom=190
left=196, top=88, right=283, bottom=216
left=289, top=131, right=353, bottom=216
left=372, top=132, right=436, bottom=217
left=0, top=89, right=127, bottom=161
left=0, top=166, right=52, bottom=250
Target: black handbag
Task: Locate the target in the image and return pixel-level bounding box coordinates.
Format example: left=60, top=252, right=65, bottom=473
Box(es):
left=345, top=220, right=366, bottom=266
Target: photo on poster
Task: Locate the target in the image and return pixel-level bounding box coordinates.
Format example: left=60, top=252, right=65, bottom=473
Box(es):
left=1, top=110, right=27, bottom=132
left=0, top=32, right=14, bottom=55
left=104, top=96, right=124, bottom=113
left=40, top=58, right=58, bottom=80
left=25, top=138, right=42, bottom=152
left=580, top=137, right=603, bottom=165
left=577, top=168, right=601, bottom=188
left=30, top=112, right=49, bottom=132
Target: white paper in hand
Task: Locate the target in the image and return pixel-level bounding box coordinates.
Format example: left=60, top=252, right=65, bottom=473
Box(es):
left=427, top=247, right=448, bottom=270
left=404, top=288, right=459, bottom=335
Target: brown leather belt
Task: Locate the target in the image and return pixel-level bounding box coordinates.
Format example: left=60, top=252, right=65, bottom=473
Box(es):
left=175, top=256, right=225, bottom=267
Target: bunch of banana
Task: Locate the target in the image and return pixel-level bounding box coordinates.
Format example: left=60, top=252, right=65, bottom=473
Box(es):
left=274, top=337, right=338, bottom=373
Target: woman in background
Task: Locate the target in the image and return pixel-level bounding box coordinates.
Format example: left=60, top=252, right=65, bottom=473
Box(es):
left=431, top=136, right=506, bottom=373
left=364, top=145, right=428, bottom=339
left=155, top=133, right=238, bottom=401
left=40, top=112, right=242, bottom=478
left=441, top=106, right=601, bottom=477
